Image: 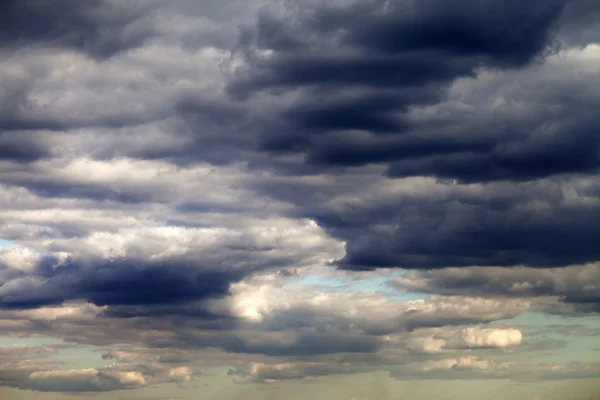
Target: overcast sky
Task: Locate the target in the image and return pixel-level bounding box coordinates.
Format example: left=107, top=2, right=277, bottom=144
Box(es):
left=0, top=0, right=599, bottom=399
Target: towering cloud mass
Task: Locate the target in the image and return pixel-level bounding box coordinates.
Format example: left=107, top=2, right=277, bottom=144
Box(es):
left=0, top=0, right=599, bottom=398
left=225, top=0, right=600, bottom=271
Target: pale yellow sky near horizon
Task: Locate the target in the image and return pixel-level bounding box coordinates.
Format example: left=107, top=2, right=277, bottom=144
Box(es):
left=2, top=370, right=599, bottom=400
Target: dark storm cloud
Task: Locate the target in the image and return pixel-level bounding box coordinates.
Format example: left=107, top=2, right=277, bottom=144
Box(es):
left=229, top=0, right=565, bottom=96
left=0, top=0, right=157, bottom=59
left=384, top=100, right=599, bottom=183
left=0, top=256, right=242, bottom=310
left=277, top=88, right=441, bottom=141
left=229, top=0, right=600, bottom=270
left=226, top=0, right=599, bottom=183
left=251, top=175, right=600, bottom=269
left=0, top=211, right=341, bottom=314
left=0, top=76, right=55, bottom=161
left=333, top=193, right=600, bottom=270
left=0, top=133, right=51, bottom=161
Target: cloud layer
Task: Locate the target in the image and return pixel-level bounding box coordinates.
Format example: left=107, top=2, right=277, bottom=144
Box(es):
left=0, top=0, right=599, bottom=396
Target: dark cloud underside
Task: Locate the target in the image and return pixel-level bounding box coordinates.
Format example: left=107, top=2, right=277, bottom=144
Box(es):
left=218, top=0, right=600, bottom=271
left=0, top=0, right=155, bottom=58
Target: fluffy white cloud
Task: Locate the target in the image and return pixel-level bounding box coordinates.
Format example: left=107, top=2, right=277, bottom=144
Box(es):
left=210, top=274, right=531, bottom=334
left=447, top=327, right=523, bottom=349
left=388, top=326, right=522, bottom=354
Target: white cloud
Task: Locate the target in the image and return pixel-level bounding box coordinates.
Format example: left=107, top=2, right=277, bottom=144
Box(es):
left=448, top=327, right=522, bottom=348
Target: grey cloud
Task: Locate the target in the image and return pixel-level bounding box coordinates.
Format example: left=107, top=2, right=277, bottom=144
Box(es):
left=163, top=277, right=532, bottom=356
left=1, top=0, right=596, bottom=279
left=0, top=328, right=200, bottom=393
left=0, top=160, right=342, bottom=310
left=0, top=132, right=51, bottom=162
left=0, top=360, right=55, bottom=389
left=0, top=238, right=322, bottom=312
left=0, top=344, right=56, bottom=361
left=252, top=173, right=600, bottom=270
left=0, top=342, right=150, bottom=393
left=220, top=330, right=382, bottom=356
left=0, top=0, right=157, bottom=59
left=101, top=348, right=203, bottom=365
left=0, top=0, right=598, bottom=385
left=556, top=0, right=600, bottom=47
left=228, top=0, right=566, bottom=97
left=227, top=350, right=600, bottom=384
left=0, top=44, right=231, bottom=141
left=0, top=27, right=246, bottom=168
left=383, top=61, right=600, bottom=183
left=0, top=296, right=569, bottom=387
left=391, top=263, right=600, bottom=311
left=224, top=0, right=599, bottom=182
left=230, top=38, right=600, bottom=270
left=19, top=369, right=147, bottom=392
left=0, top=72, right=57, bottom=161
left=251, top=296, right=530, bottom=335
left=1, top=362, right=195, bottom=393
left=0, top=278, right=531, bottom=359
left=0, top=256, right=241, bottom=310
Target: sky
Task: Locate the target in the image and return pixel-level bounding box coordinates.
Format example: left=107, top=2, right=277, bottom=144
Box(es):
left=0, top=0, right=599, bottom=399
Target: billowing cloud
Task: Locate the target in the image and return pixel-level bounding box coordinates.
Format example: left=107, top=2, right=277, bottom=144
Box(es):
left=228, top=0, right=568, bottom=97
left=251, top=172, right=600, bottom=269
left=0, top=157, right=343, bottom=312
left=212, top=276, right=531, bottom=333
left=0, top=212, right=342, bottom=310
left=219, top=0, right=600, bottom=270
left=227, top=0, right=599, bottom=184
left=401, top=327, right=523, bottom=354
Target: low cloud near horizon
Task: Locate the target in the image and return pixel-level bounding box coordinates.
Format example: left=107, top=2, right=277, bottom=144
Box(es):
left=0, top=0, right=599, bottom=399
